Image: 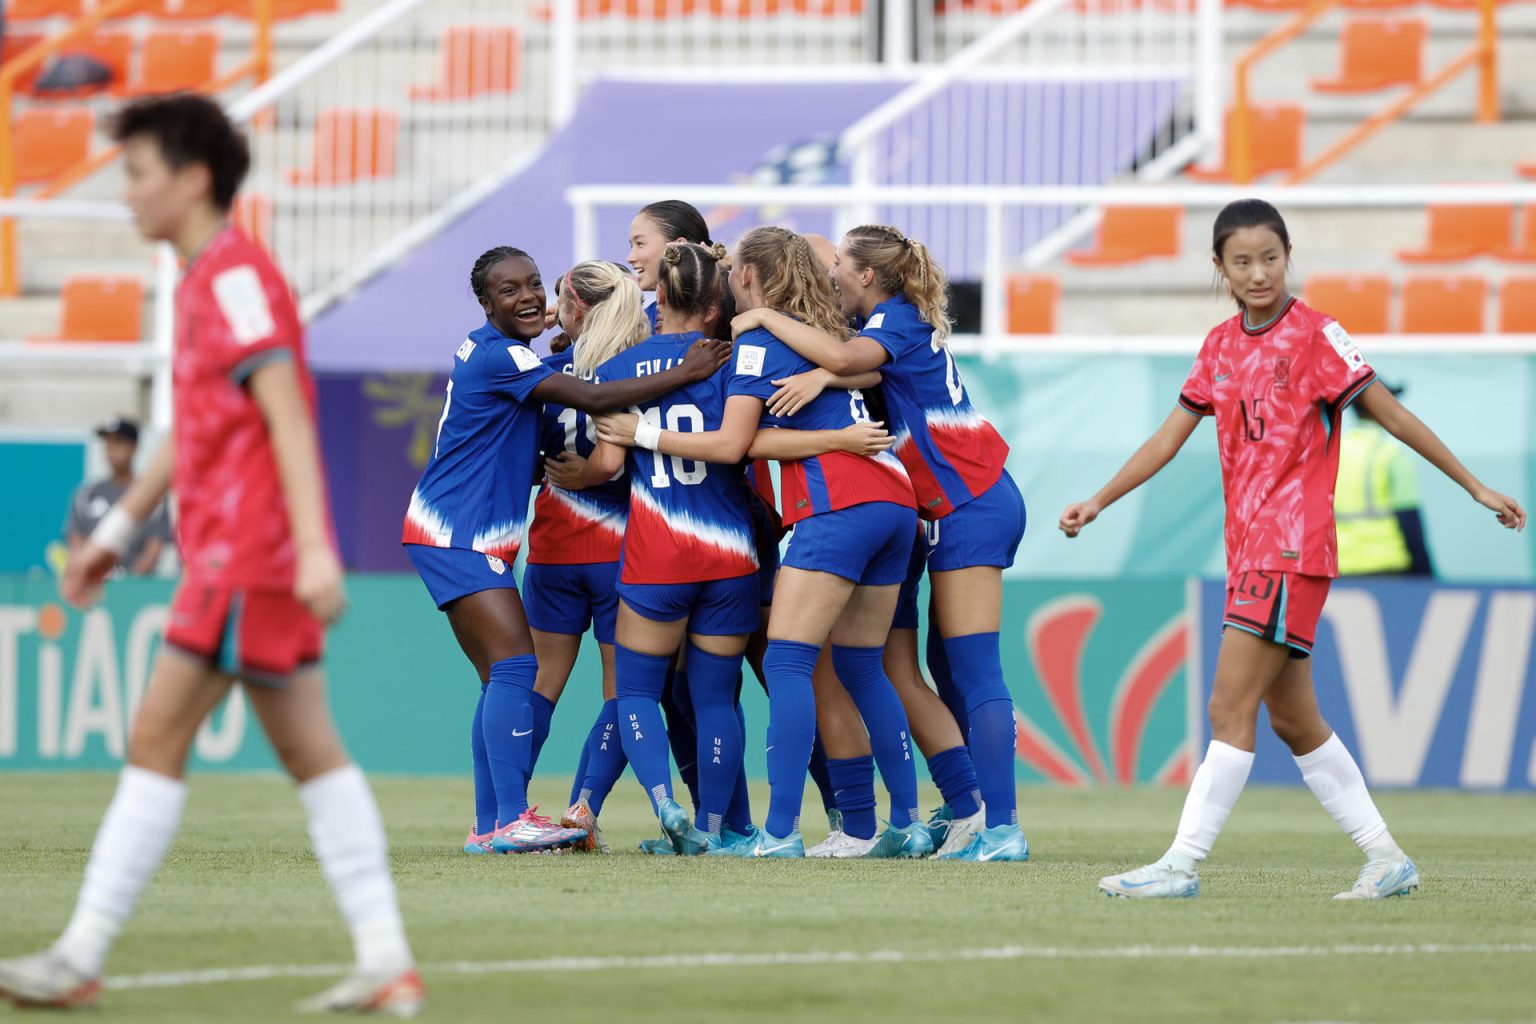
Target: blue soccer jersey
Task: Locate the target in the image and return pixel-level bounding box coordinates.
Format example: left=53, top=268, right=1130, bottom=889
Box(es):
left=402, top=320, right=554, bottom=562
left=856, top=295, right=1009, bottom=520
left=527, top=349, right=629, bottom=565
left=596, top=331, right=758, bottom=585
left=728, top=327, right=914, bottom=527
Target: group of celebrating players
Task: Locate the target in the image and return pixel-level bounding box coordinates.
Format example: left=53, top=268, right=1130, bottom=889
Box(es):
left=1, top=93, right=1526, bottom=1018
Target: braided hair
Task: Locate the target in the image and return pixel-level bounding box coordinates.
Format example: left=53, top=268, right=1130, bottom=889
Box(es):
left=469, top=245, right=533, bottom=303
left=842, top=225, right=952, bottom=346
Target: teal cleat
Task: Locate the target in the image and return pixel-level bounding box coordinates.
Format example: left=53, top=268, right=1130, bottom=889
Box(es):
left=657, top=797, right=712, bottom=856
left=715, top=823, right=761, bottom=854
left=922, top=804, right=953, bottom=850
left=864, top=822, right=936, bottom=859
left=1098, top=860, right=1199, bottom=899
left=1333, top=854, right=1419, bottom=900
left=936, top=823, right=1029, bottom=862
left=729, top=826, right=805, bottom=858
left=638, top=836, right=675, bottom=855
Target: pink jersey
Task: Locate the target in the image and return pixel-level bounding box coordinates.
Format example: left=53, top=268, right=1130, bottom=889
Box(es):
left=173, top=226, right=323, bottom=588
left=1178, top=297, right=1376, bottom=578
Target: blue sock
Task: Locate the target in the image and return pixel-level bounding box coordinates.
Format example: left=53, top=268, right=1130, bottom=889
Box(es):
left=943, top=632, right=1018, bottom=828
left=569, top=723, right=593, bottom=810
left=616, top=645, right=675, bottom=812
left=761, top=638, right=820, bottom=838
left=528, top=691, right=556, bottom=786
left=661, top=666, right=700, bottom=814
left=577, top=699, right=628, bottom=816
left=827, top=755, right=877, bottom=840
left=927, top=619, right=969, bottom=738
left=808, top=735, right=837, bottom=815
left=831, top=644, right=920, bottom=829
left=483, top=655, right=537, bottom=825
left=926, top=744, right=983, bottom=820
left=471, top=683, right=496, bottom=834
left=724, top=701, right=753, bottom=833
left=687, top=644, right=746, bottom=835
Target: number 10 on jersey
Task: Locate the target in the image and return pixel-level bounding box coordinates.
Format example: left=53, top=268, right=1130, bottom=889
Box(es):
left=640, top=405, right=706, bottom=488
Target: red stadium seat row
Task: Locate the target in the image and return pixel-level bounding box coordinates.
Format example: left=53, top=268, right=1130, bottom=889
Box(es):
left=1398, top=205, right=1536, bottom=263
left=8, top=29, right=222, bottom=100
left=1305, top=273, right=1536, bottom=334
left=6, top=0, right=337, bottom=20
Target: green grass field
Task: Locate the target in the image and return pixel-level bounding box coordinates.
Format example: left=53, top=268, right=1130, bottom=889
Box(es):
left=3, top=774, right=1534, bottom=1023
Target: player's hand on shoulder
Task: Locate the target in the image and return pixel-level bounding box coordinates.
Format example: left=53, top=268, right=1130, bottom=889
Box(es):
left=682, top=337, right=731, bottom=379
left=595, top=412, right=639, bottom=447
left=545, top=452, right=588, bottom=490
left=295, top=542, right=347, bottom=625
left=730, top=310, right=765, bottom=339
left=768, top=369, right=831, bottom=417
left=837, top=421, right=893, bottom=456
left=1473, top=486, right=1527, bottom=531
left=1058, top=501, right=1101, bottom=539
left=59, top=542, right=119, bottom=609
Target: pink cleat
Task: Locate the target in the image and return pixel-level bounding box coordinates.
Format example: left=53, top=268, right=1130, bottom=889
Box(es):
left=488, top=806, right=587, bottom=854
left=463, top=826, right=496, bottom=855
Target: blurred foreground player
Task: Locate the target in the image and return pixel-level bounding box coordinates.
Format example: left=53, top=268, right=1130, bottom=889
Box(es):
left=0, top=96, right=421, bottom=1015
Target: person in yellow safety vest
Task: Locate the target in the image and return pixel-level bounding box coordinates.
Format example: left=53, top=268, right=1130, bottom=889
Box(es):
left=1336, top=381, right=1434, bottom=577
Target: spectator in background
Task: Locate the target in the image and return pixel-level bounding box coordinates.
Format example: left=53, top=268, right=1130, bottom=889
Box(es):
left=64, top=417, right=173, bottom=576
left=1336, top=382, right=1434, bottom=577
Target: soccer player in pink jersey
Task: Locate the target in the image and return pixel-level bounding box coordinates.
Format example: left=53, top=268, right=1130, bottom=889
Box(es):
left=1060, top=199, right=1526, bottom=900
left=0, top=96, right=421, bottom=1014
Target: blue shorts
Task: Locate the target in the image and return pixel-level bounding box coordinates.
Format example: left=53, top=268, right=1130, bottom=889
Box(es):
left=925, top=471, right=1026, bottom=573
left=405, top=544, right=517, bottom=610
left=752, top=500, right=780, bottom=608
left=783, top=501, right=917, bottom=587
left=892, top=527, right=927, bottom=630
left=524, top=561, right=620, bottom=644
left=618, top=572, right=761, bottom=636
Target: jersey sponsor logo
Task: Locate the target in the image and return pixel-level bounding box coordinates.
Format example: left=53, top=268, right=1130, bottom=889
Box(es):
left=456, top=338, right=477, bottom=361
left=1324, top=321, right=1367, bottom=371
left=865, top=313, right=886, bottom=330
left=735, top=344, right=767, bottom=377
left=508, top=344, right=543, bottom=372
left=211, top=265, right=276, bottom=346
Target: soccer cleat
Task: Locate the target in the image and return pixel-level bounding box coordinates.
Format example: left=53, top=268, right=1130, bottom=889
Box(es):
left=462, top=826, right=495, bottom=855
left=923, top=803, right=953, bottom=850
left=715, top=823, right=760, bottom=855
left=0, top=950, right=100, bottom=1009
left=560, top=800, right=601, bottom=854
left=864, top=822, right=936, bottom=859
left=1333, top=855, right=1420, bottom=900
left=1098, top=860, right=1199, bottom=899
left=638, top=833, right=676, bottom=856
left=657, top=797, right=712, bottom=856
left=936, top=823, right=1030, bottom=863
left=746, top=827, right=805, bottom=858
left=488, top=807, right=587, bottom=854
left=931, top=808, right=985, bottom=860
left=294, top=968, right=425, bottom=1017
left=806, top=830, right=878, bottom=858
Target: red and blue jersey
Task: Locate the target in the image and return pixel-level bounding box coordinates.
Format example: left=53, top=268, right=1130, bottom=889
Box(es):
left=596, top=331, right=758, bottom=585
left=728, top=327, right=915, bottom=528
left=401, top=320, right=554, bottom=562
left=856, top=295, right=1009, bottom=521
left=527, top=350, right=628, bottom=565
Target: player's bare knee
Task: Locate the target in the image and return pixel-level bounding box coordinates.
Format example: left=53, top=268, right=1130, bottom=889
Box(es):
left=125, top=713, right=194, bottom=776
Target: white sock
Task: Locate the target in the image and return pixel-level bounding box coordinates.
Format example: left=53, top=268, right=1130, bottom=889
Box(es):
left=299, top=764, right=414, bottom=974
left=1294, top=733, right=1399, bottom=859
left=1165, top=740, right=1255, bottom=868
left=53, top=766, right=188, bottom=977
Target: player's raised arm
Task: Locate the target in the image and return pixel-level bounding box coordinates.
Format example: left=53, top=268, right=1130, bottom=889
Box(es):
left=60, top=440, right=175, bottom=608
left=1354, top=381, right=1526, bottom=531
left=1059, top=407, right=1202, bottom=538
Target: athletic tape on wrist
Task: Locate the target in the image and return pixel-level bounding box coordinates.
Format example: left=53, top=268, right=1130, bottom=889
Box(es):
left=91, top=505, right=140, bottom=558
left=633, top=419, right=662, bottom=451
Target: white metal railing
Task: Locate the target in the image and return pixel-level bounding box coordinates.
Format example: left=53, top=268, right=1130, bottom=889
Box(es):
left=568, top=181, right=1536, bottom=347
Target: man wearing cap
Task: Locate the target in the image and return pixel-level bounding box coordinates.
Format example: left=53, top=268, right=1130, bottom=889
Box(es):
left=1336, top=381, right=1434, bottom=577
left=63, top=418, right=174, bottom=576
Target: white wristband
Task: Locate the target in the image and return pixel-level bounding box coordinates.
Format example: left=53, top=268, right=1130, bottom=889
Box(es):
left=633, top=419, right=662, bottom=451
left=90, top=505, right=141, bottom=558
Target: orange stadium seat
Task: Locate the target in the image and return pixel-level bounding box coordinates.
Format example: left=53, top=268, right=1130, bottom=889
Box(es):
left=1340, top=0, right=1419, bottom=9
left=272, top=0, right=340, bottom=17
left=1312, top=17, right=1424, bottom=94
left=1066, top=207, right=1181, bottom=266
left=1005, top=274, right=1060, bottom=333
left=410, top=26, right=521, bottom=101
left=1400, top=275, right=1487, bottom=334
left=13, top=107, right=93, bottom=185
left=1520, top=163, right=1536, bottom=179
left=7, top=0, right=83, bottom=19
left=1497, top=277, right=1536, bottom=332
left=288, top=109, right=399, bottom=185
left=1303, top=274, right=1392, bottom=334
left=126, top=29, right=220, bottom=95
left=1397, top=204, right=1514, bottom=263
left=105, top=0, right=171, bottom=15
left=1187, top=104, right=1305, bottom=181
left=1498, top=207, right=1536, bottom=263
left=158, top=0, right=254, bottom=16
left=26, top=32, right=133, bottom=97
left=32, top=276, right=144, bottom=343
left=233, top=192, right=273, bottom=251
left=2, top=34, right=47, bottom=94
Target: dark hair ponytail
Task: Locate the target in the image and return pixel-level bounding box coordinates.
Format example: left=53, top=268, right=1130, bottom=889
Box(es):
left=638, top=200, right=711, bottom=245
left=1212, top=199, right=1290, bottom=261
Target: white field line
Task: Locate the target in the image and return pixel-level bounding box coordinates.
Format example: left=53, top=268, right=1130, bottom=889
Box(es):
left=106, top=943, right=1536, bottom=992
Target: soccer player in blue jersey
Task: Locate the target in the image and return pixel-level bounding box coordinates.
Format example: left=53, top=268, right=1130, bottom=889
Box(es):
left=601, top=228, right=928, bottom=859
left=402, top=245, right=728, bottom=856
left=730, top=225, right=1029, bottom=862
left=628, top=200, right=712, bottom=331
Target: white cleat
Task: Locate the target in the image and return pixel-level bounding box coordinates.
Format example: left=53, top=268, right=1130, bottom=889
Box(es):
left=806, top=830, right=878, bottom=858
left=1333, top=855, right=1419, bottom=900
left=930, top=809, right=985, bottom=860
left=1098, top=861, right=1200, bottom=899
left=294, top=967, right=425, bottom=1017
left=0, top=950, right=100, bottom=1009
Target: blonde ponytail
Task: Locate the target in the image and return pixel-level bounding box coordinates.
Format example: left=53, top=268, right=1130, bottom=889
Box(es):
left=564, top=261, right=651, bottom=376
left=844, top=225, right=952, bottom=346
